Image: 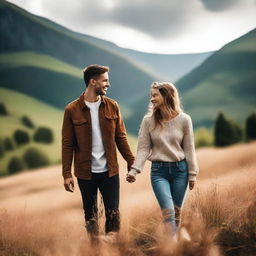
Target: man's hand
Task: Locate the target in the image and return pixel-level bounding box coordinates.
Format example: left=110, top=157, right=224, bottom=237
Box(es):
left=64, top=177, right=75, bottom=192
left=189, top=180, right=196, bottom=190
left=126, top=169, right=137, bottom=183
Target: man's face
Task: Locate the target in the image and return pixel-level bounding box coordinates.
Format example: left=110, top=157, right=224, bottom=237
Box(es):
left=92, top=72, right=110, bottom=96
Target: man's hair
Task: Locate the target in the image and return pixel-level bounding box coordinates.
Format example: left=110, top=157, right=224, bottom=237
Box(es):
left=83, top=64, right=109, bottom=86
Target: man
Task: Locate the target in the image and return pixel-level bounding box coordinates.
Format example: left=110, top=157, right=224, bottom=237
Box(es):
left=62, top=64, right=134, bottom=241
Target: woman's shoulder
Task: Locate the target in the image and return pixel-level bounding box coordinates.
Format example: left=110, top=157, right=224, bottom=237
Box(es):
left=179, top=112, right=192, bottom=124
left=179, top=112, right=191, bottom=119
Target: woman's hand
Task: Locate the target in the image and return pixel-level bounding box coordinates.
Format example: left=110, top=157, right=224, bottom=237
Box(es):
left=189, top=180, right=196, bottom=190
left=126, top=169, right=138, bottom=183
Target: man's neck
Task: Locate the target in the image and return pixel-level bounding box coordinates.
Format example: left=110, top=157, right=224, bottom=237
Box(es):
left=84, top=90, right=100, bottom=103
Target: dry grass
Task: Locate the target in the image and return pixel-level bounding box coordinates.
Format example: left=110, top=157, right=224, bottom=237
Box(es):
left=1, top=142, right=256, bottom=256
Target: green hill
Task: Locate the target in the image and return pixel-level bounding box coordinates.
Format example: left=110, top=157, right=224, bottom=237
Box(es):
left=126, top=29, right=256, bottom=133
left=176, top=28, right=256, bottom=128
left=0, top=87, right=62, bottom=176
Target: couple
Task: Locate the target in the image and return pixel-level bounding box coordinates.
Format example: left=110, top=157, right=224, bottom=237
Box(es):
left=62, top=64, right=199, bottom=242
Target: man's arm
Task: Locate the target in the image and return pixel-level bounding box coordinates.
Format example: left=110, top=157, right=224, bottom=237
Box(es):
left=114, top=103, right=135, bottom=170
left=62, top=106, right=75, bottom=191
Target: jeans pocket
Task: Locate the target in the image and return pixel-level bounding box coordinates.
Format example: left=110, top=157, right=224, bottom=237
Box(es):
left=177, top=160, right=188, bottom=172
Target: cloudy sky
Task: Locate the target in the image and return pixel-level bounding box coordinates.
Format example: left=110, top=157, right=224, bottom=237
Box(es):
left=6, top=0, right=256, bottom=54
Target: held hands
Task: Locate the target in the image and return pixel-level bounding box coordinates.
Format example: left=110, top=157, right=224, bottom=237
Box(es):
left=126, top=169, right=138, bottom=183
left=189, top=180, right=196, bottom=190
left=64, top=177, right=75, bottom=192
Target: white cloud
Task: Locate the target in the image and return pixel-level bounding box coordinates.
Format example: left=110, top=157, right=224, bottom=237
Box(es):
left=5, top=0, right=256, bottom=53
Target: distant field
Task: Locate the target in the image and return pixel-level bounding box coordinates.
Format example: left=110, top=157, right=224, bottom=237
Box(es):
left=0, top=51, right=82, bottom=78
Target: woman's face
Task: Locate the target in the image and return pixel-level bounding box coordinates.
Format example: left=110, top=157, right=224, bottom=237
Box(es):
left=151, top=88, right=164, bottom=108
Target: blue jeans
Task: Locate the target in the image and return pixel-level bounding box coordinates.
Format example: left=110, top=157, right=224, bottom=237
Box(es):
left=151, top=159, right=189, bottom=234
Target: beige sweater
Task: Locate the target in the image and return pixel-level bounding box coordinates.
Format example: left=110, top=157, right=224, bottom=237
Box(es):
left=131, top=112, right=199, bottom=181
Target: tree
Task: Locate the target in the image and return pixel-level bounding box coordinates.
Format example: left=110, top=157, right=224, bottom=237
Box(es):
left=245, top=113, right=256, bottom=141
left=21, top=115, right=35, bottom=129
left=4, top=137, right=15, bottom=151
left=13, top=129, right=30, bottom=146
left=214, top=112, right=242, bottom=147
left=0, top=103, right=8, bottom=115
left=23, top=148, right=49, bottom=169
left=195, top=127, right=213, bottom=148
left=0, top=138, right=4, bottom=158
left=33, top=127, right=54, bottom=143
left=8, top=157, right=25, bottom=174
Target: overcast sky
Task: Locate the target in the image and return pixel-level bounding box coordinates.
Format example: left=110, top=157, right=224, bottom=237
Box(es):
left=6, top=0, right=256, bottom=54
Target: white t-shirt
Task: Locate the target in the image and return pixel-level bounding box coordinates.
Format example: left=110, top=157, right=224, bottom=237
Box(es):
left=85, top=98, right=108, bottom=173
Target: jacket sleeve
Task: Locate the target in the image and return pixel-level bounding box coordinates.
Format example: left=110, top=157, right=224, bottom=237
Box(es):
left=131, top=117, right=152, bottom=173
left=62, top=106, right=74, bottom=179
left=114, top=103, right=135, bottom=170
left=182, top=115, right=199, bottom=181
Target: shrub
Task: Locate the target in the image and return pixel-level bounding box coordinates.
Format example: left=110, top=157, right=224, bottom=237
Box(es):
left=4, top=137, right=15, bottom=151
left=21, top=116, right=35, bottom=129
left=214, top=112, right=243, bottom=147
left=33, top=127, right=54, bottom=144
left=8, top=157, right=25, bottom=174
left=0, top=102, right=8, bottom=115
left=245, top=113, right=256, bottom=141
left=23, top=147, right=49, bottom=169
left=0, top=138, right=4, bottom=158
left=13, top=129, right=30, bottom=146
left=195, top=127, right=213, bottom=148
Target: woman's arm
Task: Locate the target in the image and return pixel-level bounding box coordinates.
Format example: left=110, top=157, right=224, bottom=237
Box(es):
left=182, top=115, right=199, bottom=182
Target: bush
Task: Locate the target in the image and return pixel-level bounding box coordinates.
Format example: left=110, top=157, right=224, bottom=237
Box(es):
left=0, top=102, right=8, bottom=115
left=33, top=127, right=54, bottom=144
left=214, top=112, right=243, bottom=147
left=4, top=137, right=15, bottom=151
left=195, top=127, right=213, bottom=148
left=0, top=138, right=4, bottom=158
left=245, top=113, right=256, bottom=141
left=13, top=129, right=30, bottom=146
left=23, top=147, right=49, bottom=169
left=21, top=116, right=35, bottom=129
left=8, top=157, right=25, bottom=174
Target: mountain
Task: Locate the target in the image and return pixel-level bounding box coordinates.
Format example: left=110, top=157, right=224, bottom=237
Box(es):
left=176, top=28, right=256, bottom=127
left=0, top=0, right=212, bottom=109
left=35, top=10, right=213, bottom=82
left=126, top=28, right=256, bottom=133
left=0, top=0, right=158, bottom=108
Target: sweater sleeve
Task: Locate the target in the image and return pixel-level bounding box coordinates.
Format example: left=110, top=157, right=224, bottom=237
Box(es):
left=182, top=115, right=199, bottom=181
left=131, top=117, right=152, bottom=172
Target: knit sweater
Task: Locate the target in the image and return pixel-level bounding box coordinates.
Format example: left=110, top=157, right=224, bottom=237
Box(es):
left=131, top=112, right=199, bottom=181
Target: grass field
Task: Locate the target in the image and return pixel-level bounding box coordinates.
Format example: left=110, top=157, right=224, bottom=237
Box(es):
left=0, top=141, right=255, bottom=256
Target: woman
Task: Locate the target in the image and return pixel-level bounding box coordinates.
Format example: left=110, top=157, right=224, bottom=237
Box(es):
left=126, top=82, right=199, bottom=235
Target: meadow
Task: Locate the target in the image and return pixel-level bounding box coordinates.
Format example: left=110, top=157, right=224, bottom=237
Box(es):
left=0, top=141, right=255, bottom=256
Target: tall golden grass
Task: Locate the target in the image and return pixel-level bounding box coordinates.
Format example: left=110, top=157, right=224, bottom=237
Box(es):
left=0, top=142, right=256, bottom=256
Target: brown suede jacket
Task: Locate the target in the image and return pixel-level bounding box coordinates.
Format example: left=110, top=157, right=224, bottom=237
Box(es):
left=62, top=93, right=135, bottom=180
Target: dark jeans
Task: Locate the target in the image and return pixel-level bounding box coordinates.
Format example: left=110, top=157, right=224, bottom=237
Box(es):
left=77, top=172, right=120, bottom=235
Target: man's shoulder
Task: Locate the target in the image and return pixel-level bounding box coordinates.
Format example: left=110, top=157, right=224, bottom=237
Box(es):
left=103, top=96, right=119, bottom=108
left=65, top=97, right=80, bottom=110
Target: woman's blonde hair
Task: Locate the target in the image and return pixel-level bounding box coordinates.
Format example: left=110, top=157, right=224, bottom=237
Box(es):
left=147, top=82, right=182, bottom=129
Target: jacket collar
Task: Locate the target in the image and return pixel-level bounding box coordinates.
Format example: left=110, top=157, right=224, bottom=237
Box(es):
left=78, top=92, right=106, bottom=110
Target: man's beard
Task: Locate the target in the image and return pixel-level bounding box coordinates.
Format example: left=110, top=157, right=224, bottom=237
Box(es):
left=95, top=87, right=106, bottom=96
